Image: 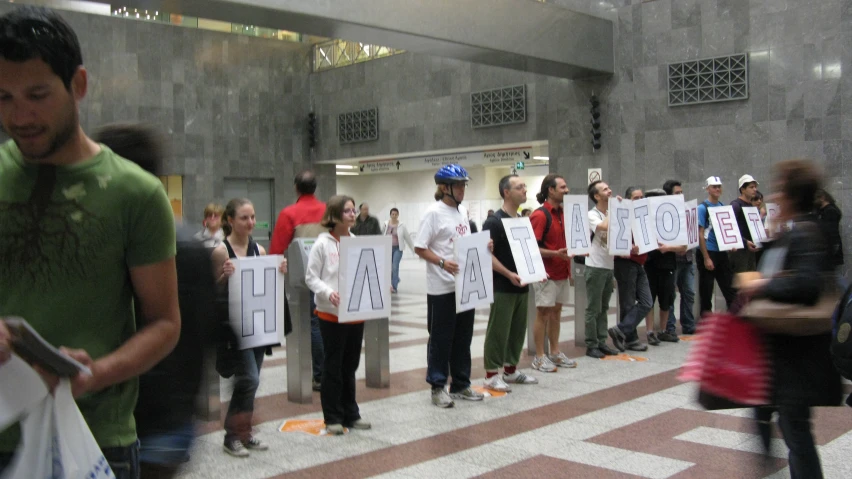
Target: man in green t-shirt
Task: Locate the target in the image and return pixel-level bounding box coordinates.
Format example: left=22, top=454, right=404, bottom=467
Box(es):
left=0, top=7, right=180, bottom=476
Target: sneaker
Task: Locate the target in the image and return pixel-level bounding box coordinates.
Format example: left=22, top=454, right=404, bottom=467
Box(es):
left=626, top=340, right=648, bottom=352
left=608, top=327, right=626, bottom=352
left=484, top=374, right=512, bottom=392
left=242, top=436, right=268, bottom=451
left=531, top=355, right=557, bottom=372
left=549, top=352, right=578, bottom=368
left=347, top=419, right=371, bottom=430
left=599, top=344, right=618, bottom=356
left=223, top=439, right=250, bottom=457
left=312, top=379, right=322, bottom=392
left=326, top=424, right=345, bottom=435
left=503, top=371, right=538, bottom=385
left=586, top=347, right=605, bottom=359
left=431, top=387, right=454, bottom=408
left=658, top=331, right=680, bottom=343
left=450, top=387, right=485, bottom=401
left=647, top=331, right=661, bottom=346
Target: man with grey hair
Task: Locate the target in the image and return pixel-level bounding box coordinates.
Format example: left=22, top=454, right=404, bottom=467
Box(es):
left=352, top=202, right=382, bottom=235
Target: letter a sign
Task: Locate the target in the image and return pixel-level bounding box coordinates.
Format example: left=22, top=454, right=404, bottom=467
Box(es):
left=563, top=195, right=592, bottom=256
left=455, top=231, right=494, bottom=313
left=339, top=236, right=392, bottom=322
left=229, top=255, right=286, bottom=349
left=501, top=217, right=547, bottom=284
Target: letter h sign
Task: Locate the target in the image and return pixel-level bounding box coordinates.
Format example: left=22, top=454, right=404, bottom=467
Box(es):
left=228, top=256, right=286, bottom=349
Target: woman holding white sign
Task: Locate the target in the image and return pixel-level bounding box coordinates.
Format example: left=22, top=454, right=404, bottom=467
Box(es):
left=212, top=198, right=287, bottom=457
left=305, top=195, right=371, bottom=435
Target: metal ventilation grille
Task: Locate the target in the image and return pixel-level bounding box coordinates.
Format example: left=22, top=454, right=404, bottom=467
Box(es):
left=338, top=108, right=379, bottom=144
left=668, top=54, right=748, bottom=106
left=471, top=85, right=526, bottom=128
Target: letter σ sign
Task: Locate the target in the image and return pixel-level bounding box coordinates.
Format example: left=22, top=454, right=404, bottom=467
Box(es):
left=608, top=198, right=633, bottom=256
left=339, top=236, right=392, bottom=322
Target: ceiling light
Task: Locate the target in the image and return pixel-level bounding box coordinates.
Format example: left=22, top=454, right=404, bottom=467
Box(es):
left=336, top=172, right=359, bottom=176
left=533, top=156, right=549, bottom=161
left=336, top=165, right=356, bottom=169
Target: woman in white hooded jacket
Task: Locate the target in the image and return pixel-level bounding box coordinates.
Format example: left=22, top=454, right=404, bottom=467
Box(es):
left=305, top=195, right=371, bottom=435
left=382, top=208, right=416, bottom=292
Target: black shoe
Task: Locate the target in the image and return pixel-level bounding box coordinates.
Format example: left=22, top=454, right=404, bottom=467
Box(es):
left=626, top=340, right=648, bottom=352
left=646, top=332, right=661, bottom=346
left=658, top=332, right=680, bottom=343
left=312, top=379, right=322, bottom=391
left=599, top=344, right=618, bottom=356
left=682, top=329, right=696, bottom=335
left=608, top=327, right=626, bottom=352
left=586, top=347, right=605, bottom=359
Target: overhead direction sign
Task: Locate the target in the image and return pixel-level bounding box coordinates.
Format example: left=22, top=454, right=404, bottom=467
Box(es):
left=354, top=147, right=536, bottom=175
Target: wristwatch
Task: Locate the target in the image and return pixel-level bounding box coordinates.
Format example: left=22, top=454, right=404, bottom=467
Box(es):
left=438, top=259, right=445, bottom=270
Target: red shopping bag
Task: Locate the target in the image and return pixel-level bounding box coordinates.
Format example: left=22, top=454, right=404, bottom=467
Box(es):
left=678, top=312, right=770, bottom=407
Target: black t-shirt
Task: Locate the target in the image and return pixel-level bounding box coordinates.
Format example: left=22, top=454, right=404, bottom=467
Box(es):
left=646, top=249, right=677, bottom=270
left=483, top=209, right=530, bottom=294
left=730, top=197, right=753, bottom=243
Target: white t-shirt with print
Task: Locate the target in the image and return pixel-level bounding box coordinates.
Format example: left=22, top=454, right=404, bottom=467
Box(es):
left=415, top=201, right=471, bottom=295
left=587, top=207, right=614, bottom=270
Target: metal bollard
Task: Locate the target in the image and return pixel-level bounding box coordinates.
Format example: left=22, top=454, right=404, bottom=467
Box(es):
left=526, top=288, right=537, bottom=356
left=573, top=263, right=587, bottom=347
left=364, top=318, right=390, bottom=388
left=285, top=288, right=313, bottom=404
left=196, top=349, right=221, bottom=421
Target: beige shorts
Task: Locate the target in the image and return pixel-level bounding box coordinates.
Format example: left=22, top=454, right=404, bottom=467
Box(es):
left=534, top=279, right=571, bottom=308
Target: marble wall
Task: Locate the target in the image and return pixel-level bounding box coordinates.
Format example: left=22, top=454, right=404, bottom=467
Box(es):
left=0, top=3, right=319, bottom=224
left=311, top=0, right=852, bottom=268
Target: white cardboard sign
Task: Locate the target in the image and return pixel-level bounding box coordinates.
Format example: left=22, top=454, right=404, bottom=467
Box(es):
left=608, top=198, right=633, bottom=256
left=650, top=194, right=688, bottom=247
left=229, top=255, right=286, bottom=349
left=742, top=206, right=768, bottom=247
left=765, top=203, right=782, bottom=237
left=631, top=198, right=658, bottom=254
left=685, top=199, right=700, bottom=250
left=502, top=217, right=547, bottom=285
left=708, top=205, right=744, bottom=251
left=563, top=195, right=592, bottom=256
left=339, top=236, right=392, bottom=323
left=454, top=231, right=494, bottom=313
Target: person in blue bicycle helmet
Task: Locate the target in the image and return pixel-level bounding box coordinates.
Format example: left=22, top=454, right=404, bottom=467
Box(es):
left=415, top=164, right=485, bottom=407
left=433, top=164, right=470, bottom=207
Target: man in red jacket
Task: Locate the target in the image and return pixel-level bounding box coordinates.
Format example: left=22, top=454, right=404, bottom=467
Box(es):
left=270, top=170, right=326, bottom=390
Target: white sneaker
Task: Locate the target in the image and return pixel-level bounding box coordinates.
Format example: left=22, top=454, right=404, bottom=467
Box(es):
left=484, top=374, right=512, bottom=392
left=531, top=355, right=557, bottom=372
left=503, top=371, right=538, bottom=385
left=549, top=351, right=578, bottom=369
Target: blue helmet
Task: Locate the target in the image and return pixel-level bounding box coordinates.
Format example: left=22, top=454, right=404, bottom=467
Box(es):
left=434, top=164, right=471, bottom=184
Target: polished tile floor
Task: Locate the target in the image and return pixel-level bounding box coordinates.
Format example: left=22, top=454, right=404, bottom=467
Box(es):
left=176, top=258, right=852, bottom=479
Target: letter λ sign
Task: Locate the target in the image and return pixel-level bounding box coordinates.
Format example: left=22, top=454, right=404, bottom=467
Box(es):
left=338, top=236, right=392, bottom=322
left=708, top=205, right=744, bottom=251
left=501, top=217, right=547, bottom=284
left=454, top=231, right=494, bottom=313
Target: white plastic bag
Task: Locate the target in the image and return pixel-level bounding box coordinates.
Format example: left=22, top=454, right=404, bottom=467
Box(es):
left=0, top=357, right=115, bottom=479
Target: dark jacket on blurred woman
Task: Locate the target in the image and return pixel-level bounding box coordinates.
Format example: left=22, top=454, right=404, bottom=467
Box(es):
left=753, top=214, right=842, bottom=407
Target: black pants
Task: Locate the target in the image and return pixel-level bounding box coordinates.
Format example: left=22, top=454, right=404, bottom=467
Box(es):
left=697, top=250, right=737, bottom=316
left=318, top=320, right=364, bottom=426
left=755, top=406, right=824, bottom=479
left=426, top=292, right=475, bottom=391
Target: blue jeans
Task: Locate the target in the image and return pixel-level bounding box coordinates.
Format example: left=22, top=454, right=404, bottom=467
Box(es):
left=224, top=346, right=265, bottom=442
left=310, top=293, right=324, bottom=383
left=0, top=440, right=140, bottom=479
left=426, top=292, right=475, bottom=391
left=667, top=261, right=696, bottom=334
left=391, top=246, right=403, bottom=290
left=139, top=422, right=194, bottom=466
